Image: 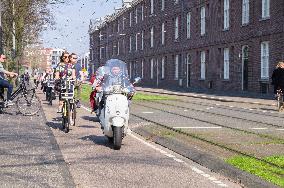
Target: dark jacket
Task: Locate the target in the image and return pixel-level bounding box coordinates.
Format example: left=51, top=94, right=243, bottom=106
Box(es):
left=271, top=67, right=284, bottom=88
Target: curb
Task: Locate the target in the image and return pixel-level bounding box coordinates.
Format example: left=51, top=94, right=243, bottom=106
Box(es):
left=137, top=89, right=275, bottom=106
left=132, top=127, right=278, bottom=188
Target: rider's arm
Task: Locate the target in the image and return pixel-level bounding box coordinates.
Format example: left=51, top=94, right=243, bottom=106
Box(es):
left=72, top=69, right=76, bottom=80
left=0, top=65, right=17, bottom=77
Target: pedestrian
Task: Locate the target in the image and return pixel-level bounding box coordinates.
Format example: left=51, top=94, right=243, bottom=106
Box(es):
left=69, top=53, right=83, bottom=108
left=271, top=61, right=284, bottom=97
left=0, top=54, right=18, bottom=105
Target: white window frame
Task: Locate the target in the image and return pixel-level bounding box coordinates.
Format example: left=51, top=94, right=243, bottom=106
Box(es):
left=100, top=47, right=104, bottom=59
left=129, top=62, right=132, bottom=79
left=242, top=0, right=249, bottom=25
left=129, top=12, right=132, bottom=27
left=117, top=41, right=120, bottom=55
left=224, top=48, right=230, bottom=79
left=201, top=7, right=205, bottom=36
left=151, top=58, right=154, bottom=79
left=201, top=51, right=206, bottom=79
left=135, top=7, right=138, bottom=24
left=161, top=22, right=165, bottom=45
left=150, top=27, right=154, bottom=48
left=117, top=22, right=120, bottom=33
left=161, top=0, right=165, bottom=11
left=175, top=17, right=179, bottom=40
left=175, top=55, right=179, bottom=80
left=224, top=0, right=229, bottom=30
left=161, top=57, right=165, bottom=79
left=141, top=60, right=144, bottom=78
left=141, top=5, right=144, bottom=21
left=129, top=36, right=132, bottom=52
left=261, top=42, right=269, bottom=79
left=262, top=0, right=270, bottom=19
left=174, top=0, right=178, bottom=4
left=150, top=0, right=154, bottom=15
left=122, top=17, right=125, bottom=30
left=135, top=33, right=139, bottom=51
left=141, top=31, right=144, bottom=50
left=186, top=12, right=191, bottom=38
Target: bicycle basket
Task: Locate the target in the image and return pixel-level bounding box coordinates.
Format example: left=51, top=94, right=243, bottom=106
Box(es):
left=61, top=80, right=75, bottom=99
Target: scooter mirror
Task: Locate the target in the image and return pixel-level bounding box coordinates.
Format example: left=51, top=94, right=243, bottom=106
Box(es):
left=133, top=77, right=141, bottom=85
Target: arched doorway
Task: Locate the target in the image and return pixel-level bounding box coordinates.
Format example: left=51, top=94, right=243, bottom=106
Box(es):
left=242, top=46, right=249, bottom=91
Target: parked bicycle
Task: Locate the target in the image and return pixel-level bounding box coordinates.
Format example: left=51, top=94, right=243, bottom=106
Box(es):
left=0, top=75, right=40, bottom=115
left=61, top=78, right=76, bottom=133
left=276, top=89, right=283, bottom=112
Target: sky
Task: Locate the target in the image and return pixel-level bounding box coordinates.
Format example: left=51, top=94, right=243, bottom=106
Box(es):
left=41, top=0, right=122, bottom=56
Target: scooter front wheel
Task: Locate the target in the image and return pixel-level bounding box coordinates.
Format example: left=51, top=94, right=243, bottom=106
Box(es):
left=113, top=126, right=122, bottom=150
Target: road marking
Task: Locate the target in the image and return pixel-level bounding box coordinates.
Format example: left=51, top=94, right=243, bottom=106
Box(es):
left=210, top=97, right=215, bottom=99
left=250, top=128, right=268, bottom=130
left=229, top=106, right=234, bottom=108
left=81, top=105, right=228, bottom=187
left=184, top=110, right=188, bottom=112
left=142, top=111, right=154, bottom=114
left=174, top=127, right=222, bottom=129
left=276, top=129, right=284, bottom=131
left=249, top=109, right=254, bottom=111
left=215, top=104, right=221, bottom=106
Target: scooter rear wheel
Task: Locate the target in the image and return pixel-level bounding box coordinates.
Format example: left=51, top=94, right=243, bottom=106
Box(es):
left=113, top=126, right=122, bottom=150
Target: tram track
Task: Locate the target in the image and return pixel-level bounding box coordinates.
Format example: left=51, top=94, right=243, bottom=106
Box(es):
left=138, top=90, right=283, bottom=118
left=132, top=102, right=284, bottom=143
left=130, top=112, right=284, bottom=170
left=141, top=100, right=284, bottom=129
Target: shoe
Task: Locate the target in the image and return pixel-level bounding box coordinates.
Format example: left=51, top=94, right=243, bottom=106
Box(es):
left=76, top=101, right=81, bottom=108
left=5, top=100, right=14, bottom=106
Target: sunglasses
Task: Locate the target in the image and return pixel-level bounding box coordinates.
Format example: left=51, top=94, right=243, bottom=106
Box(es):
left=72, top=57, right=77, bottom=60
left=63, top=56, right=69, bottom=58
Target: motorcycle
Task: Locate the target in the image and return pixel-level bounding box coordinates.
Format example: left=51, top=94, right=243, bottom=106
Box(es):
left=95, top=59, right=140, bottom=150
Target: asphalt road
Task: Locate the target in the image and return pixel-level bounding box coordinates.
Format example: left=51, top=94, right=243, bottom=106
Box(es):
left=39, top=92, right=241, bottom=188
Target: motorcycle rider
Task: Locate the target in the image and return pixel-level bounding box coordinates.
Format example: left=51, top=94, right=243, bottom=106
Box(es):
left=0, top=54, right=18, bottom=105
left=55, top=51, right=76, bottom=113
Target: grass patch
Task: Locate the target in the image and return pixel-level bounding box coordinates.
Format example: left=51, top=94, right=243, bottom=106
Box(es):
left=133, top=93, right=176, bottom=101
left=226, top=155, right=284, bottom=187
left=80, top=84, right=93, bottom=103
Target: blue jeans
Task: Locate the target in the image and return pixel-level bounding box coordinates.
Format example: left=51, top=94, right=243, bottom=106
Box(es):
left=0, top=79, right=13, bottom=101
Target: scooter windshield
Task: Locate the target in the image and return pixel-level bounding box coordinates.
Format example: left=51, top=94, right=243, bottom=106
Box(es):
left=101, top=59, right=131, bottom=93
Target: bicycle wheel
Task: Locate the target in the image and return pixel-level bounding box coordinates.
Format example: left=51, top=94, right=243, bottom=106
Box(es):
left=69, top=103, right=76, bottom=126
left=17, top=91, right=40, bottom=116
left=278, top=94, right=284, bottom=112
left=63, top=101, right=70, bottom=133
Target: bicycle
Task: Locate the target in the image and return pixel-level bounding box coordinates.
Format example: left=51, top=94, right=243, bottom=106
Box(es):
left=60, top=79, right=76, bottom=133
left=0, top=75, right=40, bottom=116
left=46, top=79, right=56, bottom=105
left=276, top=89, right=284, bottom=112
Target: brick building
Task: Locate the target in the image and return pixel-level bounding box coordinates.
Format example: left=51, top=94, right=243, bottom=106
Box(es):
left=89, top=0, right=284, bottom=93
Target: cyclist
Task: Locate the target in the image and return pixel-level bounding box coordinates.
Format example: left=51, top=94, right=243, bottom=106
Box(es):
left=271, top=61, right=284, bottom=97
left=55, top=51, right=76, bottom=113
left=0, top=54, right=18, bottom=105
left=69, top=53, right=83, bottom=108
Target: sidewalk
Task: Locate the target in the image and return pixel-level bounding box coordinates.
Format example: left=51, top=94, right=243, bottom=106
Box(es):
left=136, top=86, right=275, bottom=106
left=0, top=99, right=74, bottom=187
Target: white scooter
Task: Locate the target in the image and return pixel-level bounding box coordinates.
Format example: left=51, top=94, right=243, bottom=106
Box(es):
left=95, top=59, right=140, bottom=150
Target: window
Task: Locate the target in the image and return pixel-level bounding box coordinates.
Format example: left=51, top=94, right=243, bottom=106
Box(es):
left=122, top=38, right=125, bottom=54
left=224, top=0, right=229, bottom=30
left=135, top=33, right=139, bottom=51
left=141, top=60, right=144, bottom=78
left=161, top=0, right=165, bottom=11
left=175, top=55, right=179, bottom=80
left=150, top=0, right=154, bottom=14
left=129, top=36, right=132, bottom=52
left=201, top=51, right=206, bottom=79
left=151, top=59, right=154, bottom=79
left=262, top=0, right=270, bottom=18
left=201, top=7, right=205, bottom=35
left=150, top=27, right=154, bottom=48
left=129, top=62, right=132, bottom=79
left=117, top=22, right=120, bottom=33
left=161, top=22, right=165, bottom=45
left=129, top=12, right=132, bottom=27
left=224, top=48, right=229, bottom=79
left=122, top=17, right=125, bottom=30
left=100, top=47, right=104, bottom=59
left=242, top=0, right=249, bottom=24
left=99, top=31, right=103, bottom=41
left=141, top=31, right=144, bottom=50
left=175, top=17, right=179, bottom=40
left=174, top=0, right=178, bottom=4
left=161, top=57, right=165, bottom=79
left=261, top=42, right=269, bottom=79
left=141, top=5, right=144, bottom=21
left=117, top=41, right=120, bottom=55
left=135, top=8, right=138, bottom=24
left=186, top=12, right=191, bottom=38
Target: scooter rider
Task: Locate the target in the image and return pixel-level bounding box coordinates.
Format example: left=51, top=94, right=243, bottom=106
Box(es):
left=0, top=54, right=18, bottom=105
